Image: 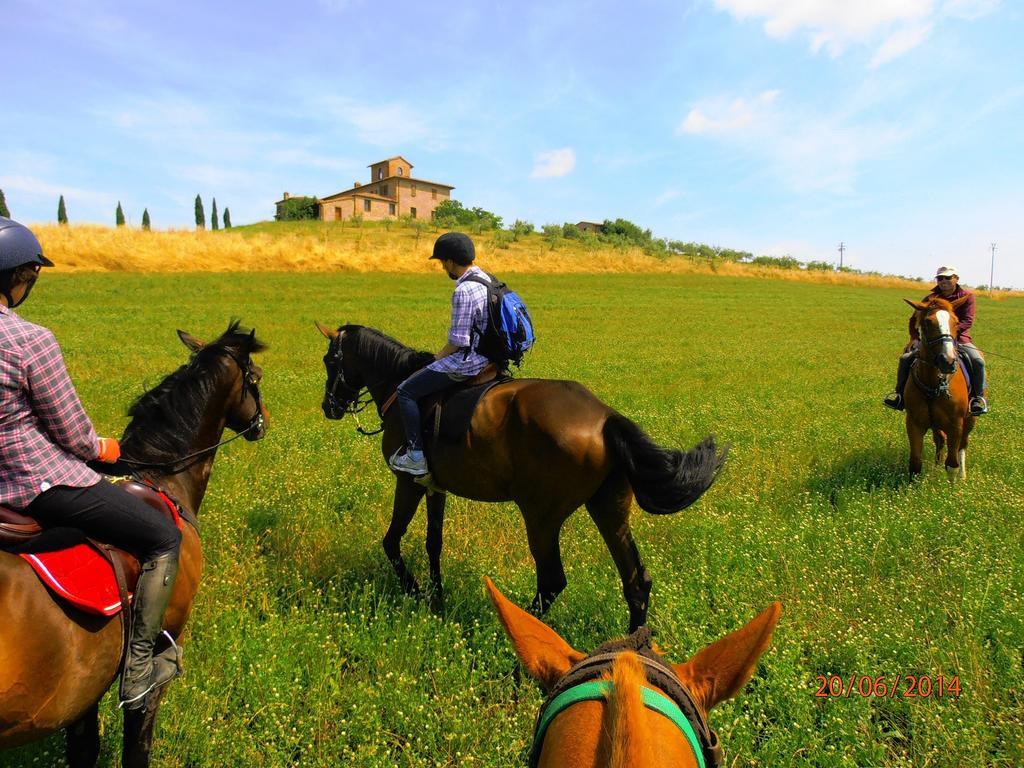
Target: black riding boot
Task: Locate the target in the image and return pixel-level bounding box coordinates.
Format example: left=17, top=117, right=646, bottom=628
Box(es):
left=120, top=554, right=180, bottom=709
left=884, top=354, right=913, bottom=410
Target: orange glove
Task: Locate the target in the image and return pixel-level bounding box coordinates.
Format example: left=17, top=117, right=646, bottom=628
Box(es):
left=97, top=437, right=121, bottom=463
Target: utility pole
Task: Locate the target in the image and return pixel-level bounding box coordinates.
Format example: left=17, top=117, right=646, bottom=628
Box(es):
left=838, top=242, right=845, bottom=270
left=989, top=242, right=996, bottom=292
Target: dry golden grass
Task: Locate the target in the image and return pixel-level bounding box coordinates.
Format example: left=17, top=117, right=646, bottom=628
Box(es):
left=34, top=223, right=1022, bottom=295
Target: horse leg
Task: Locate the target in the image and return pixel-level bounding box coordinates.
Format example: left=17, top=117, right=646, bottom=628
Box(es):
left=383, top=475, right=427, bottom=597
left=944, top=423, right=964, bottom=484
left=65, top=702, right=100, bottom=768
left=424, top=491, right=447, bottom=611
left=121, top=686, right=167, bottom=768
left=586, top=475, right=652, bottom=632
left=933, top=430, right=946, bottom=465
left=521, top=505, right=570, bottom=617
left=906, top=418, right=925, bottom=476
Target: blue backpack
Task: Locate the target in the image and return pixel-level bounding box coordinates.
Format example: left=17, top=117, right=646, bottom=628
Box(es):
left=464, top=272, right=536, bottom=367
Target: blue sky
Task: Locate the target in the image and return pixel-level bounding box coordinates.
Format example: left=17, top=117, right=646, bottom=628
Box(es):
left=3, top=0, right=1022, bottom=287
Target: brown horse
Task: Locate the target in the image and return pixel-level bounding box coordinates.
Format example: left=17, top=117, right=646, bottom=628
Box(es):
left=0, top=322, right=268, bottom=767
left=316, top=323, right=726, bottom=631
left=486, top=577, right=780, bottom=768
left=902, top=297, right=975, bottom=480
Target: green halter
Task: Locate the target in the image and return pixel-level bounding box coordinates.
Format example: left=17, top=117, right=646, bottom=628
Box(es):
left=530, top=679, right=706, bottom=768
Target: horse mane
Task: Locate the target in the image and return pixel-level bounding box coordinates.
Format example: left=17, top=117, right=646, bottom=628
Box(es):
left=923, top=296, right=955, bottom=314
left=341, top=325, right=435, bottom=379
left=120, top=321, right=266, bottom=464
left=605, top=652, right=655, bottom=768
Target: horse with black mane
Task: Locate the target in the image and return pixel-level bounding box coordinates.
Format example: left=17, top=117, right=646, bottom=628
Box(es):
left=0, top=321, right=268, bottom=768
left=316, top=322, right=726, bottom=631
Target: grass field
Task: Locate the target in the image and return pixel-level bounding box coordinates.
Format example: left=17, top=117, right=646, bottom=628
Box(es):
left=2, top=271, right=1022, bottom=767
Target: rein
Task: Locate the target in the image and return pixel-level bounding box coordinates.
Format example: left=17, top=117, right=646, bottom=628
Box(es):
left=120, top=350, right=266, bottom=474
left=529, top=627, right=722, bottom=768
left=323, top=335, right=388, bottom=436
left=910, top=328, right=957, bottom=401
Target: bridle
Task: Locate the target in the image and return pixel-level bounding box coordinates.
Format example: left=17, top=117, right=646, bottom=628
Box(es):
left=529, top=627, right=723, bottom=768
left=912, top=314, right=958, bottom=400
left=322, top=334, right=384, bottom=434
left=120, top=349, right=266, bottom=474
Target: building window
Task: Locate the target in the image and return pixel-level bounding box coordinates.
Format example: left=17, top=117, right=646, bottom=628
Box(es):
left=334, top=206, right=342, bottom=219
left=410, top=207, right=417, bottom=219
left=411, top=184, right=417, bottom=197
left=380, top=184, right=388, bottom=197
left=363, top=199, right=371, bottom=212
left=398, top=167, right=403, bottom=176
left=377, top=169, right=383, bottom=180
left=431, top=188, right=437, bottom=200
left=389, top=203, right=396, bottom=215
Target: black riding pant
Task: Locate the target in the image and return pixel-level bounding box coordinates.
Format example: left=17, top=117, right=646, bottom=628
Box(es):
left=24, top=479, right=181, bottom=562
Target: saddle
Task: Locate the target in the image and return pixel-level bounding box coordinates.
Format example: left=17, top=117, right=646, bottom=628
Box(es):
left=0, top=480, right=184, bottom=616
left=421, top=365, right=510, bottom=449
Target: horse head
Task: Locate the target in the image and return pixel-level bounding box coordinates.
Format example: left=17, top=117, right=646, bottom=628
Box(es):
left=315, top=321, right=366, bottom=420
left=904, top=296, right=969, bottom=374
left=177, top=322, right=270, bottom=441
left=486, top=577, right=780, bottom=768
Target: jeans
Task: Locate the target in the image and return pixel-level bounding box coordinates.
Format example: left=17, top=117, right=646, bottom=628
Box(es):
left=24, top=479, right=181, bottom=562
left=396, top=367, right=461, bottom=452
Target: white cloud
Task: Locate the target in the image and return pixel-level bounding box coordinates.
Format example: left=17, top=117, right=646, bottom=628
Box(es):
left=679, top=90, right=780, bottom=136
left=319, top=98, right=433, bottom=148
left=870, top=22, right=934, bottom=68
left=530, top=148, right=576, bottom=179
left=1, top=175, right=115, bottom=207
left=714, top=0, right=998, bottom=64
left=678, top=90, right=910, bottom=193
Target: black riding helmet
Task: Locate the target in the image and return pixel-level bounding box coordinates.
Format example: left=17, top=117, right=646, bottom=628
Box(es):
left=0, top=217, right=53, bottom=308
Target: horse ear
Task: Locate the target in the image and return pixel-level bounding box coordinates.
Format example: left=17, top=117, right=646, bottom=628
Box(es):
left=177, top=330, right=205, bottom=352
left=314, top=321, right=339, bottom=340
left=485, top=577, right=585, bottom=691
left=904, top=299, right=929, bottom=311
left=672, top=602, right=781, bottom=714
left=950, top=296, right=970, bottom=311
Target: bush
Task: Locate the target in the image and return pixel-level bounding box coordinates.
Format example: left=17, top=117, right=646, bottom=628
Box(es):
left=491, top=230, right=514, bottom=249
left=275, top=196, right=320, bottom=221
left=751, top=255, right=802, bottom=270
left=510, top=220, right=534, bottom=240
left=562, top=223, right=582, bottom=239
left=806, top=260, right=834, bottom=271
left=541, top=224, right=562, bottom=249
left=432, top=200, right=502, bottom=230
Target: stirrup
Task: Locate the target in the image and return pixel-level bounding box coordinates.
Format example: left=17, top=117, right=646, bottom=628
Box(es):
left=969, top=396, right=988, bottom=416
left=883, top=392, right=904, bottom=411
left=389, top=447, right=429, bottom=476
left=119, top=631, right=182, bottom=708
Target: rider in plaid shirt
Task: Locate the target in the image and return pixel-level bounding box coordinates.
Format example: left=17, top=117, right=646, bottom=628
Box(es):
left=0, top=217, right=182, bottom=709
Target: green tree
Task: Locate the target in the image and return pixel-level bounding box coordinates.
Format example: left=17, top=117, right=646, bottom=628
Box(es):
left=0, top=189, right=9, bottom=218
left=223, top=208, right=231, bottom=229
left=195, top=195, right=205, bottom=229
left=142, top=208, right=151, bottom=231
left=211, top=198, right=219, bottom=231
left=274, top=196, right=319, bottom=221
left=432, top=199, right=502, bottom=230
left=115, top=202, right=125, bottom=227
left=58, top=195, right=68, bottom=225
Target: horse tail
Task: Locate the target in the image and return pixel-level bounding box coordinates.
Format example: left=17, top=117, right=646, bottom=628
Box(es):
left=603, top=413, right=727, bottom=515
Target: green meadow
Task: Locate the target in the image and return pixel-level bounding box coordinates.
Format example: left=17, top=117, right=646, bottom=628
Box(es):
left=3, top=272, right=1022, bottom=767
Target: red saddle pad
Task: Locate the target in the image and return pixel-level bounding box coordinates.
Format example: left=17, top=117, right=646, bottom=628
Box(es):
left=21, top=543, right=124, bottom=617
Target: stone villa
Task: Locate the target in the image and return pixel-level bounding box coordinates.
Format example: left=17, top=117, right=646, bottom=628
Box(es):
left=276, top=157, right=454, bottom=222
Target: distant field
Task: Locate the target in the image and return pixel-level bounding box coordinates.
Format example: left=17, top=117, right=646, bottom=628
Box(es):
left=33, top=221, right=1022, bottom=298
left=2, top=272, right=1022, bottom=767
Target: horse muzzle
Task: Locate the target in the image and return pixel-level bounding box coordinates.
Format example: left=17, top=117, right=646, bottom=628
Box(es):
left=322, top=397, right=347, bottom=420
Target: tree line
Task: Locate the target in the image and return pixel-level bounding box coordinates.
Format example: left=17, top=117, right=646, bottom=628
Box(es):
left=0, top=189, right=232, bottom=230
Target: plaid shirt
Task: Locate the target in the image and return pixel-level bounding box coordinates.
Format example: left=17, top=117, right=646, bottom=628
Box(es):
left=0, top=305, right=100, bottom=509
left=428, top=266, right=491, bottom=377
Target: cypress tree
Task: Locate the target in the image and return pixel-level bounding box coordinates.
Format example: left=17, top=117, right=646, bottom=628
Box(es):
left=211, top=198, right=219, bottom=231
left=195, top=195, right=205, bottom=229
left=115, top=202, right=125, bottom=227
left=223, top=208, right=232, bottom=229
left=142, top=208, right=151, bottom=231
left=58, top=195, right=68, bottom=224
left=0, top=189, right=9, bottom=218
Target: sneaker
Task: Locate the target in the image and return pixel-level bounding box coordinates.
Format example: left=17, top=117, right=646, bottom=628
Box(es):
left=389, top=447, right=429, bottom=476
left=883, top=392, right=904, bottom=411
left=969, top=396, right=988, bottom=416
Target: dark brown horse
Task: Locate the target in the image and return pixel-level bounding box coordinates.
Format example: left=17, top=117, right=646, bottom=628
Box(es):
left=903, top=297, right=975, bottom=480
left=486, top=576, right=780, bottom=768
left=316, top=323, right=726, bottom=631
left=0, top=322, right=268, bottom=767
